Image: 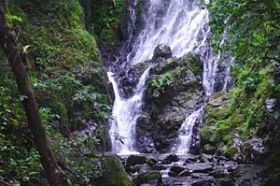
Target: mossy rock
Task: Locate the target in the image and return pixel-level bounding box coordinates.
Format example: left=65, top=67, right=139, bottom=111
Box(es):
left=225, top=146, right=238, bottom=158
left=135, top=171, right=162, bottom=185
left=179, top=53, right=203, bottom=75
left=96, top=155, right=133, bottom=186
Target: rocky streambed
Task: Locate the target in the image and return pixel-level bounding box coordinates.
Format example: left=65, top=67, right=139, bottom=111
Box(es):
left=119, top=153, right=263, bottom=186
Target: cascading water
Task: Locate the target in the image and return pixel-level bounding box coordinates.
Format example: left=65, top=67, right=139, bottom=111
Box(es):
left=175, top=107, right=204, bottom=155
left=108, top=0, right=225, bottom=154
left=108, top=68, right=151, bottom=155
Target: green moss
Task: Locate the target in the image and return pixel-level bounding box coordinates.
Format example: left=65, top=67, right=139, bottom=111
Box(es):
left=180, top=53, right=202, bottom=75
left=88, top=0, right=128, bottom=46
left=96, top=155, right=133, bottom=186
left=225, top=146, right=238, bottom=157
left=135, top=171, right=162, bottom=185
left=2, top=1, right=111, bottom=184
left=201, top=64, right=274, bottom=157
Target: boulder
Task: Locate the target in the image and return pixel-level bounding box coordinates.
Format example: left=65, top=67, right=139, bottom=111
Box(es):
left=96, top=155, right=133, bottom=186
left=136, top=114, right=155, bottom=153
left=134, top=171, right=162, bottom=186
left=162, top=154, right=179, bottom=164
left=152, top=45, right=172, bottom=61
left=126, top=155, right=147, bottom=167
left=142, top=53, right=204, bottom=152
left=170, top=165, right=186, bottom=175
left=117, top=61, right=150, bottom=98
left=186, top=163, right=214, bottom=173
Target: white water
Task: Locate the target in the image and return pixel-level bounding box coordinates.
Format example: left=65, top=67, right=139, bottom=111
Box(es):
left=109, top=0, right=221, bottom=154
left=108, top=68, right=151, bottom=155
left=175, top=107, right=204, bottom=155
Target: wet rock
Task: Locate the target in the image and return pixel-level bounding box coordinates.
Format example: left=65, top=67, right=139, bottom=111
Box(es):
left=214, top=64, right=227, bottom=92
left=217, top=177, right=235, bottom=186
left=136, top=114, right=156, bottom=153
left=178, top=169, right=192, bottom=177
left=152, top=44, right=172, bottom=61
left=241, top=138, right=265, bottom=163
left=186, top=163, right=214, bottom=173
left=126, top=155, right=147, bottom=167
left=130, top=164, right=153, bottom=174
left=168, top=171, right=177, bottom=177
left=117, top=61, right=150, bottom=98
left=210, top=169, right=227, bottom=178
left=162, top=154, right=179, bottom=164
left=170, top=165, right=186, bottom=175
left=96, top=155, right=133, bottom=186
left=266, top=98, right=277, bottom=112
left=146, top=156, right=157, bottom=167
left=134, top=171, right=162, bottom=186
left=191, top=180, right=213, bottom=186
left=153, top=164, right=166, bottom=171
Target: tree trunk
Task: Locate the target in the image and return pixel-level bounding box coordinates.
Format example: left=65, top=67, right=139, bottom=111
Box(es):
left=0, top=2, right=63, bottom=186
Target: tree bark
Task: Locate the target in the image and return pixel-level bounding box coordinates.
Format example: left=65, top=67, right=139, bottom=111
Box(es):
left=0, top=2, right=63, bottom=186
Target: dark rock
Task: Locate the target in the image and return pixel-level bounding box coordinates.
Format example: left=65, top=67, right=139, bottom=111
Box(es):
left=153, top=164, right=166, bottom=171
left=163, top=154, right=179, bottom=163
left=126, top=155, right=147, bottom=167
left=133, top=53, right=204, bottom=152
left=178, top=169, right=192, bottom=177
left=146, top=156, right=157, bottom=167
left=185, top=157, right=199, bottom=164
left=170, top=165, right=186, bottom=175
left=152, top=44, right=172, bottom=61
left=191, top=180, right=213, bottom=186
left=168, top=171, right=177, bottom=177
left=240, top=138, right=265, bottom=163
left=218, top=177, right=235, bottom=186
left=117, top=61, right=150, bottom=98
left=210, top=169, right=227, bottom=178
left=136, top=114, right=156, bottom=153
left=134, top=171, right=162, bottom=186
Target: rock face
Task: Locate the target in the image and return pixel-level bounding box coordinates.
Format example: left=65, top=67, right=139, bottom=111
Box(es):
left=111, top=45, right=204, bottom=153
left=138, top=52, right=204, bottom=153
left=96, top=155, right=133, bottom=186
left=152, top=44, right=172, bottom=62
left=117, top=62, right=150, bottom=98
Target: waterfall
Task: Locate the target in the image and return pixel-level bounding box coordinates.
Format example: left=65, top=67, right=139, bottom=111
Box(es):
left=108, top=0, right=224, bottom=154
left=108, top=68, right=151, bottom=155
left=176, top=108, right=204, bottom=155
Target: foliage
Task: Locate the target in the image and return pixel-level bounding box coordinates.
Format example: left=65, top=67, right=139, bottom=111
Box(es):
left=86, top=0, right=128, bottom=46
left=201, top=0, right=280, bottom=183
left=149, top=72, right=175, bottom=97
left=0, top=0, right=111, bottom=185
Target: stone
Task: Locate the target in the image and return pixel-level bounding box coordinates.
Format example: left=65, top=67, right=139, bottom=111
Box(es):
left=96, top=155, right=133, bottom=186
left=178, top=169, right=192, bottom=177
left=146, top=156, right=157, bottom=167
left=134, top=171, right=162, bottom=186
left=163, top=154, right=179, bottom=163
left=186, top=163, right=214, bottom=173
left=170, top=165, right=186, bottom=175
left=152, top=44, right=172, bottom=61
left=191, top=180, right=213, bottom=186
left=126, top=155, right=147, bottom=167
left=136, top=114, right=156, bottom=153
left=137, top=53, right=203, bottom=153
